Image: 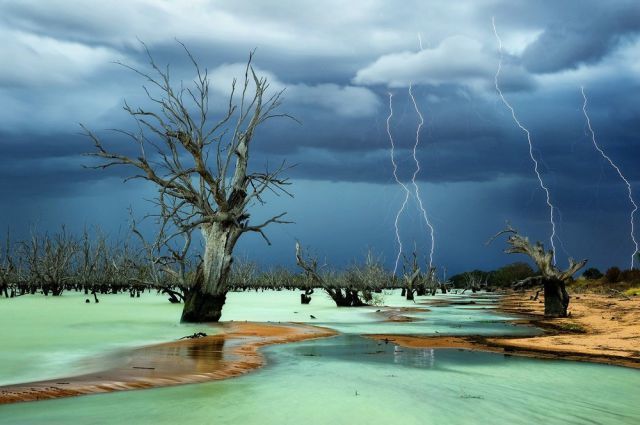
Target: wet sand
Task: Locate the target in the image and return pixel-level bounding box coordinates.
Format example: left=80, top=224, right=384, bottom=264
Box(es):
left=368, top=291, right=640, bottom=369
left=0, top=322, right=336, bottom=405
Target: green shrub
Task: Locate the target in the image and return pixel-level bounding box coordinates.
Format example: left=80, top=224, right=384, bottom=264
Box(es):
left=582, top=267, right=603, bottom=280
left=605, top=267, right=621, bottom=283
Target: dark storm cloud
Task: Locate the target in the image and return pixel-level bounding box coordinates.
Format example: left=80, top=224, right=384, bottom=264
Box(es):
left=0, top=0, right=639, bottom=271
left=520, top=1, right=640, bottom=73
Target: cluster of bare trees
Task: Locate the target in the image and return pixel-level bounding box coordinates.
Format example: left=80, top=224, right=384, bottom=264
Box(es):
left=294, top=243, right=450, bottom=306
left=397, top=251, right=451, bottom=300
left=0, top=224, right=186, bottom=300
left=1, top=227, right=134, bottom=298
left=295, top=242, right=396, bottom=306
left=0, top=226, right=449, bottom=308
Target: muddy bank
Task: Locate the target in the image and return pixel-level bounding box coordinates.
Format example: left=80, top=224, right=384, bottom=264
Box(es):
left=0, top=322, right=336, bottom=405
left=368, top=291, right=640, bottom=369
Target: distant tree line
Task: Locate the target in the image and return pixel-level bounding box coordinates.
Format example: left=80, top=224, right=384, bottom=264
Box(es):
left=449, top=262, right=536, bottom=290
left=581, top=265, right=640, bottom=284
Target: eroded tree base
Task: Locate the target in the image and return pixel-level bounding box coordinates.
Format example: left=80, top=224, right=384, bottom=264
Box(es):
left=326, top=288, right=367, bottom=307
left=181, top=291, right=227, bottom=323
left=544, top=279, right=570, bottom=318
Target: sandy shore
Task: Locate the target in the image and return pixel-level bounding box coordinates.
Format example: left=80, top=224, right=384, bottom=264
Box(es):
left=0, top=322, right=336, bottom=405
left=369, top=291, right=640, bottom=369
left=492, top=291, right=640, bottom=366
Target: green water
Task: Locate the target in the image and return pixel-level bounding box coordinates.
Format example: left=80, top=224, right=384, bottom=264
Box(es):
left=222, top=290, right=537, bottom=336
left=1, top=336, right=638, bottom=424
left=1, top=290, right=638, bottom=424
left=0, top=292, right=208, bottom=385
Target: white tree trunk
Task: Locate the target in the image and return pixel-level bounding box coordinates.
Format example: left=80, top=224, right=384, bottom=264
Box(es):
left=201, top=224, right=237, bottom=295
left=180, top=223, right=240, bottom=322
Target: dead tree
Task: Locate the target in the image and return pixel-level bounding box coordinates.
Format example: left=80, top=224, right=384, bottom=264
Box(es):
left=128, top=210, right=198, bottom=303
left=0, top=229, right=16, bottom=297
left=295, top=242, right=367, bottom=307
left=402, top=252, right=421, bottom=301
left=461, top=271, right=486, bottom=294
left=228, top=257, right=257, bottom=289
left=488, top=225, right=587, bottom=317
left=76, top=227, right=108, bottom=301
left=83, top=44, right=294, bottom=322
left=21, top=227, right=78, bottom=296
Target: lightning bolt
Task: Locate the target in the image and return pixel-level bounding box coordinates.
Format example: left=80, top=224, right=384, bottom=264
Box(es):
left=408, top=83, right=435, bottom=269
left=581, top=86, right=639, bottom=269
left=492, top=17, right=558, bottom=264
left=387, top=92, right=412, bottom=274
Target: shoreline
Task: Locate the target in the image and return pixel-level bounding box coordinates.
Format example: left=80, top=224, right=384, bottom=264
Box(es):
left=2, top=291, right=638, bottom=405
left=0, top=322, right=337, bottom=405
left=368, top=291, right=640, bottom=369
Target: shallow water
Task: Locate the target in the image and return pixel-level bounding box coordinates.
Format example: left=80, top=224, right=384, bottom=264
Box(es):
left=0, top=292, right=208, bottom=385
left=1, top=290, right=638, bottom=424
left=222, top=290, right=537, bottom=335
left=1, top=336, right=638, bottom=424
left=0, top=290, right=527, bottom=386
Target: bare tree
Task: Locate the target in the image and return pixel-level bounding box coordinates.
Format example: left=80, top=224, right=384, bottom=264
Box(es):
left=295, top=242, right=378, bottom=307
left=83, top=44, right=294, bottom=322
left=20, top=227, right=78, bottom=296
left=128, top=209, right=200, bottom=303
left=0, top=229, right=16, bottom=297
left=401, top=252, right=421, bottom=301
left=488, top=224, right=587, bottom=317
left=461, top=271, right=486, bottom=294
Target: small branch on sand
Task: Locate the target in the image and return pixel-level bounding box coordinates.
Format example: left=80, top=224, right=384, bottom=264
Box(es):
left=179, top=332, right=208, bottom=340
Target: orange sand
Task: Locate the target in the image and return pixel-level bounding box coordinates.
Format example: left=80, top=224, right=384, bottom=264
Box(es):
left=492, top=291, right=640, bottom=365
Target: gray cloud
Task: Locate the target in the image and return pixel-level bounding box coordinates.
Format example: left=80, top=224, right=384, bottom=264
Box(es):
left=521, top=2, right=640, bottom=73
left=0, top=1, right=639, bottom=271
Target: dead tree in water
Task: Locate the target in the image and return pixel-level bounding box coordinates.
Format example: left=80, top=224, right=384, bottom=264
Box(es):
left=84, top=45, right=294, bottom=322
left=488, top=225, right=587, bottom=317
left=0, top=230, right=16, bottom=297
left=295, top=242, right=367, bottom=307
left=21, top=227, right=78, bottom=296
left=461, top=271, right=487, bottom=294
left=128, top=211, right=199, bottom=303
left=402, top=252, right=421, bottom=301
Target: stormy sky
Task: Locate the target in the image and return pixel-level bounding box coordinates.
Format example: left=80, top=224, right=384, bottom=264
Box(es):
left=1, top=0, right=639, bottom=274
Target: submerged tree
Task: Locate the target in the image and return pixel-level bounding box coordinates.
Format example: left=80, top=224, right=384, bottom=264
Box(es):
left=401, top=252, right=421, bottom=301
left=84, top=45, right=294, bottom=322
left=488, top=225, right=587, bottom=317
left=295, top=242, right=375, bottom=307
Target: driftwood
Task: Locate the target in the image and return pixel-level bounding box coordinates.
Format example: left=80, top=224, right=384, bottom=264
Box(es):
left=608, top=288, right=632, bottom=301
left=179, top=332, right=208, bottom=340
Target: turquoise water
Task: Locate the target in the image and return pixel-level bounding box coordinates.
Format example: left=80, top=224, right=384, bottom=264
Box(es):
left=1, top=336, right=638, bottom=424
left=0, top=292, right=208, bottom=385
left=1, top=290, right=638, bottom=424
left=223, top=290, right=536, bottom=335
